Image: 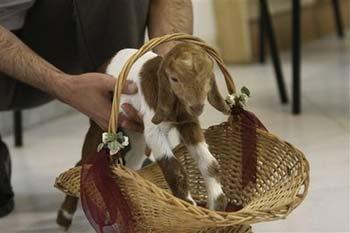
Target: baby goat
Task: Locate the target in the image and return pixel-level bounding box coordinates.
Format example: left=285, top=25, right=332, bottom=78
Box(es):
left=57, top=43, right=230, bottom=229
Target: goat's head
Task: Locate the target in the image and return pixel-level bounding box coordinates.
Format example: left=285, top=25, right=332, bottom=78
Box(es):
left=152, top=43, right=230, bottom=124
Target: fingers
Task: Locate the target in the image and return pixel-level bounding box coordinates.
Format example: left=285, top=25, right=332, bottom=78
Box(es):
left=119, top=113, right=144, bottom=133
left=122, top=80, right=138, bottom=94
left=118, top=104, right=144, bottom=133
left=101, top=75, right=117, bottom=92
left=121, top=120, right=144, bottom=133
left=102, top=76, right=137, bottom=94
left=121, top=104, right=143, bottom=123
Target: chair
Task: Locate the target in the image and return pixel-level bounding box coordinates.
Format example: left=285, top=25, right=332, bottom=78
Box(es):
left=258, top=0, right=345, bottom=114
left=13, top=111, right=23, bottom=147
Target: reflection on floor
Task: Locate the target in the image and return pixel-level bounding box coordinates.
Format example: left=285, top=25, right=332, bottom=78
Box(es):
left=0, top=34, right=349, bottom=232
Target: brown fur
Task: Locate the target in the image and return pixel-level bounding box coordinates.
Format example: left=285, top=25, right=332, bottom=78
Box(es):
left=208, top=75, right=231, bottom=114
left=139, top=43, right=229, bottom=125
left=157, top=156, right=192, bottom=203
left=176, top=121, right=204, bottom=145
left=140, top=56, right=162, bottom=110
left=139, top=44, right=228, bottom=210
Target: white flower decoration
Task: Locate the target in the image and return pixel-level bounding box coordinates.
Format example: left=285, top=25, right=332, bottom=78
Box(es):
left=97, top=132, right=129, bottom=156
left=102, top=132, right=109, bottom=144
left=122, top=136, right=129, bottom=146
left=225, top=86, right=251, bottom=108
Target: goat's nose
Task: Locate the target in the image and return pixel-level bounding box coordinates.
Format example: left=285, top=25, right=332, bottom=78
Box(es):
left=190, top=104, right=204, bottom=115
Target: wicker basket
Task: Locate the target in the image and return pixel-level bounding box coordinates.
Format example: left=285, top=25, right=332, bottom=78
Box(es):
left=54, top=33, right=309, bottom=233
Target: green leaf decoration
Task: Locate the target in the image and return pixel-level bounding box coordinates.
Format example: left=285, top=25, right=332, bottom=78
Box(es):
left=241, top=86, right=251, bottom=97
left=116, top=140, right=124, bottom=149
left=108, top=141, right=118, bottom=152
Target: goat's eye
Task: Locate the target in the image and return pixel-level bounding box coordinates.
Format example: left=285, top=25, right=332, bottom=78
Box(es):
left=169, top=76, right=179, bottom=83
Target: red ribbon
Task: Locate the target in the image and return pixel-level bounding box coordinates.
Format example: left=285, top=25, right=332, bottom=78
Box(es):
left=80, top=150, right=134, bottom=233
left=231, top=107, right=268, bottom=188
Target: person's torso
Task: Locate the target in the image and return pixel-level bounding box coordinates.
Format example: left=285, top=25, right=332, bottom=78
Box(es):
left=0, top=0, right=35, bottom=30
left=20, top=0, right=150, bottom=73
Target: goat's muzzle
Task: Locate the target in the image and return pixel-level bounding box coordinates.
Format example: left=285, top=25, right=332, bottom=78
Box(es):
left=189, top=104, right=204, bottom=116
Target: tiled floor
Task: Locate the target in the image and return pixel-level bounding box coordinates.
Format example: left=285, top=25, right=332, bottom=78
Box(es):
left=0, top=35, right=349, bottom=233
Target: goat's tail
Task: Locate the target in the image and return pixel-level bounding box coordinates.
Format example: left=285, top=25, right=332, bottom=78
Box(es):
left=56, top=195, right=79, bottom=230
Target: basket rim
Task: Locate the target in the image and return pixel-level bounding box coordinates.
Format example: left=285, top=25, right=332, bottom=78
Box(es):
left=55, top=123, right=310, bottom=227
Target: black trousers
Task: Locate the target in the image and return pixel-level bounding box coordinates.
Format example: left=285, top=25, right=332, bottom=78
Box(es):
left=0, top=75, right=52, bottom=111
left=0, top=135, right=12, bottom=204
left=0, top=29, right=52, bottom=204
left=0, top=0, right=149, bottom=202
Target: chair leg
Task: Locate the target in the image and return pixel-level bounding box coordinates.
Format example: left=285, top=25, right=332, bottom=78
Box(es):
left=331, top=0, right=344, bottom=38
left=292, top=0, right=302, bottom=114
left=259, top=0, right=266, bottom=64
left=13, top=111, right=23, bottom=147
left=260, top=0, right=289, bottom=104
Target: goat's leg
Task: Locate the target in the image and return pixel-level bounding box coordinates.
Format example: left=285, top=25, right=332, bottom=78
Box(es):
left=144, top=125, right=195, bottom=205
left=177, top=122, right=227, bottom=211
left=56, top=121, right=103, bottom=230
left=56, top=166, right=80, bottom=230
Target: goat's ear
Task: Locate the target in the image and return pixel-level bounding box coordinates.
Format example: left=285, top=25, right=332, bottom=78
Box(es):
left=151, top=63, right=177, bottom=124
left=207, top=74, right=231, bottom=115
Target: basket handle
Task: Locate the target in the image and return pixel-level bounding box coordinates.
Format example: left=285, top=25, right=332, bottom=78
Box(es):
left=108, top=33, right=236, bottom=134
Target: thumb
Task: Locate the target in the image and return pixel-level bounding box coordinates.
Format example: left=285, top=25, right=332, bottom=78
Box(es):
left=100, top=75, right=138, bottom=94
left=100, top=75, right=117, bottom=92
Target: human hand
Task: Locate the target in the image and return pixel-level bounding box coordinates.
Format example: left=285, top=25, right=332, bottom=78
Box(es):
left=119, top=103, right=144, bottom=133
left=58, top=73, right=140, bottom=130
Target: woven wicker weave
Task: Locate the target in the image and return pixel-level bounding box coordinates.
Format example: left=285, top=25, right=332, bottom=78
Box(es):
left=54, top=33, right=309, bottom=233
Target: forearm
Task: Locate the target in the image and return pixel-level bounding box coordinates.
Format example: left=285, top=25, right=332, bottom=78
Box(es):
left=148, top=0, right=193, bottom=56
left=0, top=25, right=68, bottom=98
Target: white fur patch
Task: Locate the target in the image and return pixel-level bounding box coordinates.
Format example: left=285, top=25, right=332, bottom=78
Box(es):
left=187, top=193, right=197, bottom=206
left=144, top=121, right=174, bottom=160
left=60, top=209, right=73, bottom=220
left=106, top=48, right=158, bottom=117
left=186, top=142, right=216, bottom=174
left=205, top=177, right=224, bottom=200
left=186, top=142, right=224, bottom=208
left=123, top=129, right=147, bottom=170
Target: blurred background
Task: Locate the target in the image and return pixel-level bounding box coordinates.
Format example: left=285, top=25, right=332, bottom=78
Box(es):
left=0, top=0, right=349, bottom=232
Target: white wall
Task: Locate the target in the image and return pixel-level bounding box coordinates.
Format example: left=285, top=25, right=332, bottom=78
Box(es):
left=192, top=0, right=217, bottom=46
left=192, top=0, right=317, bottom=46
left=248, top=0, right=316, bottom=20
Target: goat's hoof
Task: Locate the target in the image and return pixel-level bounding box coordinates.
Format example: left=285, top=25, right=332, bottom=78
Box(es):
left=208, top=193, right=228, bottom=211
left=184, top=193, right=197, bottom=206
left=56, top=209, right=73, bottom=231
